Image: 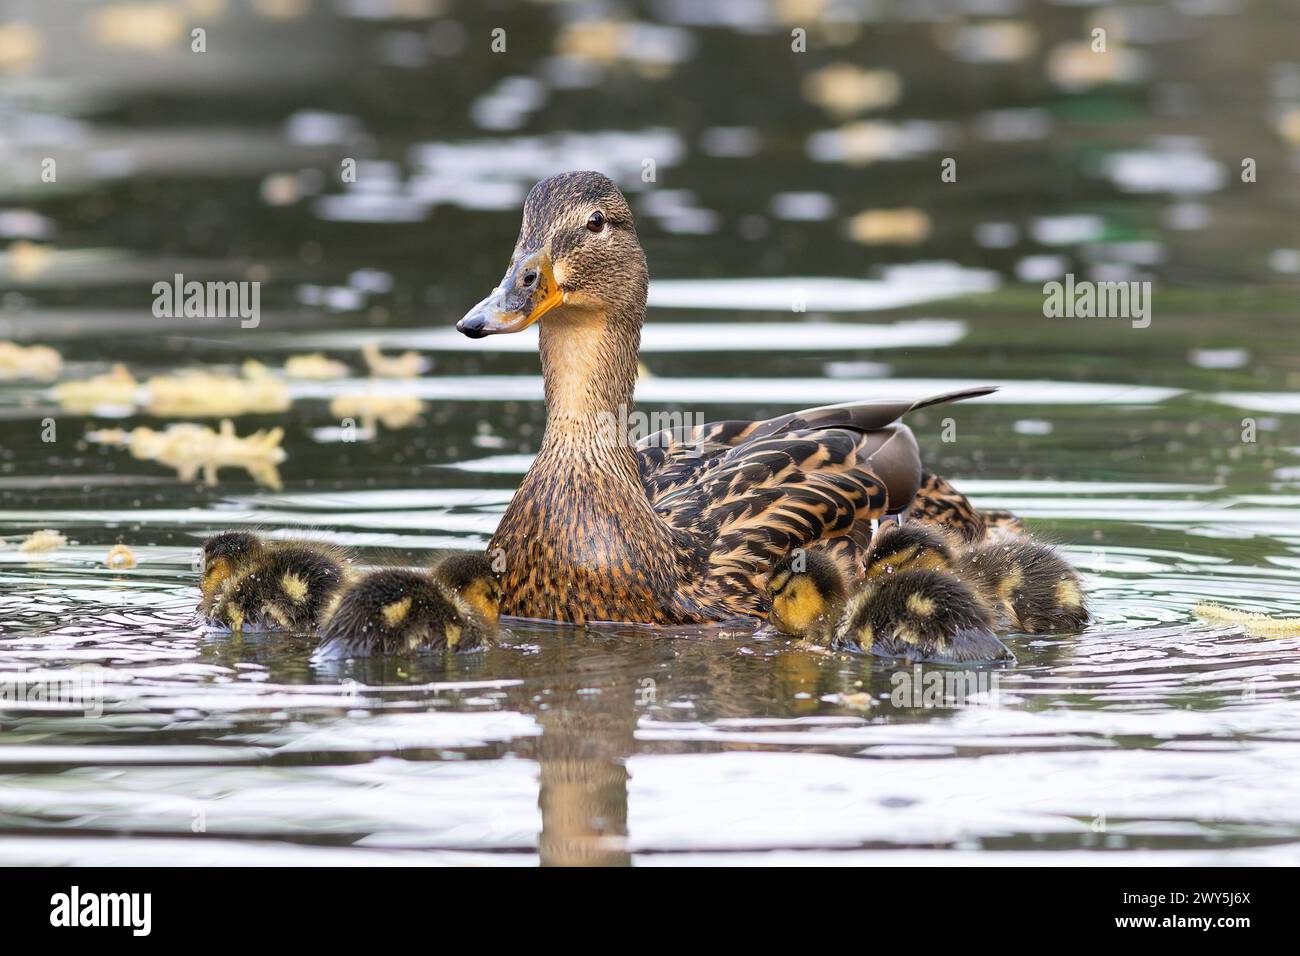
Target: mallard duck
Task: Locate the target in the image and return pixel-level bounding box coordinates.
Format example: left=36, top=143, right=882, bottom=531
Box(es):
left=767, top=548, right=1013, bottom=663
left=198, top=531, right=350, bottom=632
left=314, top=552, right=500, bottom=659
left=455, top=170, right=1015, bottom=625
left=863, top=521, right=1089, bottom=633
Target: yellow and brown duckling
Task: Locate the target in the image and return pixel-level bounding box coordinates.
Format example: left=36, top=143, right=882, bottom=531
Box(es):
left=957, top=537, right=1089, bottom=633
left=314, top=552, right=501, bottom=659
left=199, top=531, right=350, bottom=632
left=767, top=548, right=1013, bottom=664
left=863, top=521, right=1089, bottom=633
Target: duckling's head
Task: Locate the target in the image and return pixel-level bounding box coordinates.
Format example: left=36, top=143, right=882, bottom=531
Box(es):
left=863, top=521, right=956, bottom=579
left=457, top=171, right=646, bottom=339
left=767, top=548, right=847, bottom=637
left=433, top=552, right=502, bottom=626
left=199, top=531, right=262, bottom=605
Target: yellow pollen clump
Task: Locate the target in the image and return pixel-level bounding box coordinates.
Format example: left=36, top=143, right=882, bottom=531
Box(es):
left=106, top=544, right=137, bottom=570
left=20, top=529, right=67, bottom=553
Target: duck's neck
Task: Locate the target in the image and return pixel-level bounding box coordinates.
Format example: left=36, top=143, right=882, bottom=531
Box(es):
left=491, top=292, right=687, bottom=622
left=536, top=307, right=642, bottom=478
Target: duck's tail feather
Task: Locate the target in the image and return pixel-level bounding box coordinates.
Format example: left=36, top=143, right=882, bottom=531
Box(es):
left=752, top=386, right=998, bottom=439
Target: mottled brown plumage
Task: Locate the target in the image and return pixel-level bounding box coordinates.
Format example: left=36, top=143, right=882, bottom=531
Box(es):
left=458, top=171, right=1014, bottom=625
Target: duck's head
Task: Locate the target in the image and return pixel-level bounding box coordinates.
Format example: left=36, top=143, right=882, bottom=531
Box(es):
left=863, top=521, right=956, bottom=579
left=434, top=551, right=503, bottom=626
left=457, top=171, right=647, bottom=339
left=767, top=548, right=847, bottom=637
left=199, top=531, right=262, bottom=605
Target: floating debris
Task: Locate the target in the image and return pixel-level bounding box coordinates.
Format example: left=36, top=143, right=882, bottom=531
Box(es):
left=0, top=20, right=45, bottom=73
left=801, top=64, right=900, bottom=119
left=1276, top=108, right=1300, bottom=146
left=105, top=543, right=138, bottom=570
left=807, top=120, right=949, bottom=166
left=54, top=364, right=139, bottom=415
left=847, top=208, right=931, bottom=245
left=251, top=0, right=310, bottom=20
left=145, top=368, right=290, bottom=417
left=1046, top=41, right=1147, bottom=91
left=89, top=3, right=185, bottom=50
left=89, top=420, right=287, bottom=489
left=939, top=20, right=1038, bottom=64
left=838, top=692, right=876, bottom=711
left=554, top=20, right=694, bottom=79
left=329, top=393, right=425, bottom=433
left=0, top=341, right=62, bottom=382
left=4, top=240, right=54, bottom=281
left=20, top=529, right=67, bottom=553
left=56, top=364, right=291, bottom=417
left=362, top=343, right=428, bottom=378
left=283, top=353, right=350, bottom=380
left=1195, top=604, right=1300, bottom=638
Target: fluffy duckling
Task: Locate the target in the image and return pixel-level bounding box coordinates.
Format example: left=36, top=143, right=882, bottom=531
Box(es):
left=199, top=531, right=350, bottom=632
left=863, top=522, right=1089, bottom=633
left=767, top=549, right=1013, bottom=664
left=314, top=552, right=501, bottom=659
left=432, top=552, right=503, bottom=628
left=956, top=539, right=1089, bottom=633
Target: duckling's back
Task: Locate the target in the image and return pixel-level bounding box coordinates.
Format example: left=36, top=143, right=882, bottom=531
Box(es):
left=957, top=539, right=1089, bottom=633
left=316, top=568, right=491, bottom=659
left=836, top=568, right=1013, bottom=664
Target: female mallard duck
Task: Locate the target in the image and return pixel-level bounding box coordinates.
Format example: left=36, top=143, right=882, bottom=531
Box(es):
left=863, top=521, right=1089, bottom=633
left=198, top=531, right=350, bottom=632
left=767, top=548, right=1013, bottom=663
left=455, top=170, right=1015, bottom=625
left=314, top=552, right=500, bottom=659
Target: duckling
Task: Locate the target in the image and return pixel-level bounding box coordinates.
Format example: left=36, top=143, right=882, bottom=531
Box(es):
left=431, top=551, right=503, bottom=628
left=314, top=552, right=500, bottom=659
left=767, top=548, right=1013, bottom=664
left=861, top=520, right=960, bottom=578
left=199, top=531, right=349, bottom=633
left=863, top=521, right=1089, bottom=633
left=956, top=538, right=1089, bottom=633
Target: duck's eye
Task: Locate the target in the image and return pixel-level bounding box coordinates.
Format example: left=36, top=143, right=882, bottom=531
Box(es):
left=586, top=210, right=605, bottom=232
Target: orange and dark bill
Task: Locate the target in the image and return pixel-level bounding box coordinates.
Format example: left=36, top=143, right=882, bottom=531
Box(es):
left=457, top=250, right=563, bottom=338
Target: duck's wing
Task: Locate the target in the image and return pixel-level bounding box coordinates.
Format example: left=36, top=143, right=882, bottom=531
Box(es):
left=636, top=421, right=756, bottom=504
left=636, top=387, right=994, bottom=615
left=635, top=386, right=995, bottom=505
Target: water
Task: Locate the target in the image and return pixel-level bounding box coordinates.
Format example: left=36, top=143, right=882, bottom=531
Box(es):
left=1, top=1, right=1299, bottom=865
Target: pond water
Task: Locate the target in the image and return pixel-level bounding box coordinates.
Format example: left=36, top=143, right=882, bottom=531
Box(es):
left=1, top=1, right=1299, bottom=864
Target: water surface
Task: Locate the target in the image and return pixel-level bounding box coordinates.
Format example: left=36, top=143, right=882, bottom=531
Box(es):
left=1, top=1, right=1299, bottom=865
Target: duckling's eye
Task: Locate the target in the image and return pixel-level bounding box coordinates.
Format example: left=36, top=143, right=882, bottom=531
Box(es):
left=586, top=210, right=605, bottom=232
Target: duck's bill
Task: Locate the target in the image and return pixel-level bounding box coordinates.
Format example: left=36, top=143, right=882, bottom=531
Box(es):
left=456, top=253, right=563, bottom=338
